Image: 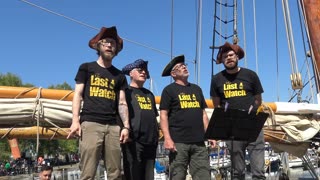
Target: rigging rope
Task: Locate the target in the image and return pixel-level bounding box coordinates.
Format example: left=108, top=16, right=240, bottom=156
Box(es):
left=211, top=0, right=235, bottom=67
left=252, top=0, right=259, bottom=74
left=275, top=0, right=280, bottom=102
left=171, top=0, right=174, bottom=60
left=19, top=0, right=171, bottom=56
left=210, top=0, right=218, bottom=76
left=282, top=0, right=294, bottom=73
left=241, top=0, right=247, bottom=67
left=284, top=0, right=300, bottom=73
left=282, top=0, right=303, bottom=90
left=170, top=0, right=174, bottom=84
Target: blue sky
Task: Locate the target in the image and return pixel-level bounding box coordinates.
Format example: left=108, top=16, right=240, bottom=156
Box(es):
left=1, top=0, right=317, bottom=103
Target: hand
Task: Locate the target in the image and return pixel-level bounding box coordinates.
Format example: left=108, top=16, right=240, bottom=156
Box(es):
left=67, top=122, right=81, bottom=139
left=119, top=128, right=130, bottom=144
left=208, top=139, right=217, bottom=149
left=164, top=138, right=177, bottom=152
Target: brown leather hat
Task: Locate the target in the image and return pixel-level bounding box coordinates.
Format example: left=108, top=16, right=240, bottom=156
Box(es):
left=216, top=42, right=244, bottom=64
left=162, top=55, right=185, bottom=77
left=89, top=26, right=123, bottom=55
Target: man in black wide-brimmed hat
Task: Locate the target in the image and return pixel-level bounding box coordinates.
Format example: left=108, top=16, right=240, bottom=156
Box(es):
left=159, top=55, right=215, bottom=180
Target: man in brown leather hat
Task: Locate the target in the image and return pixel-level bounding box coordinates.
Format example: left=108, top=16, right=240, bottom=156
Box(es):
left=67, top=26, right=130, bottom=180
left=210, top=42, right=265, bottom=180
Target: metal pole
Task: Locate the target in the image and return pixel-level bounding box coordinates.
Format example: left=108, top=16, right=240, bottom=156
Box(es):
left=233, top=0, right=238, bottom=44
left=195, top=0, right=202, bottom=85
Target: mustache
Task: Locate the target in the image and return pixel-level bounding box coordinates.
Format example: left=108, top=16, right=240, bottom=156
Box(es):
left=224, top=61, right=238, bottom=70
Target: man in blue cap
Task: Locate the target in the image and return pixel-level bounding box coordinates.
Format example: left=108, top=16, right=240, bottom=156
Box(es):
left=122, top=59, right=159, bottom=180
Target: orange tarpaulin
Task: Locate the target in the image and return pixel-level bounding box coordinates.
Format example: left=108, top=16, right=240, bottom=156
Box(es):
left=8, top=139, right=21, bottom=159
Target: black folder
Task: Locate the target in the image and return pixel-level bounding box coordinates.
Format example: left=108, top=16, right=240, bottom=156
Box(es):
left=205, top=107, right=269, bottom=142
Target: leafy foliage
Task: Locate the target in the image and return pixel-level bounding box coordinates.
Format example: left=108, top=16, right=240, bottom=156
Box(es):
left=0, top=72, right=23, bottom=86
left=47, top=82, right=72, bottom=90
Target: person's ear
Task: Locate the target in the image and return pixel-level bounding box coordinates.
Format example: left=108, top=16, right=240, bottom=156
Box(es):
left=170, top=71, right=176, bottom=77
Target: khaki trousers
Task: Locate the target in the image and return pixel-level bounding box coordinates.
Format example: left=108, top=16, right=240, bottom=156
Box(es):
left=79, top=121, right=121, bottom=180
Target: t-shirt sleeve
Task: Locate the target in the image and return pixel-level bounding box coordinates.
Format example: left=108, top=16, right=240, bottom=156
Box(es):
left=151, top=94, right=159, bottom=117
left=119, top=74, right=129, bottom=91
left=75, top=63, right=88, bottom=84
left=210, top=75, right=219, bottom=97
left=159, top=87, right=170, bottom=110
left=199, top=87, right=208, bottom=109
left=252, top=72, right=264, bottom=95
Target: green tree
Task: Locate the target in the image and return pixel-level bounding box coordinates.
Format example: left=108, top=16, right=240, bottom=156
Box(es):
left=0, top=72, right=23, bottom=86
left=0, top=72, right=35, bottom=160
left=47, top=81, right=72, bottom=90
left=0, top=138, right=11, bottom=161
left=46, top=82, right=78, bottom=156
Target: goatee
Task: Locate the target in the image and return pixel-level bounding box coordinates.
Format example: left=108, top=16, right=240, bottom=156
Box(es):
left=101, top=52, right=114, bottom=61
left=224, top=61, right=238, bottom=70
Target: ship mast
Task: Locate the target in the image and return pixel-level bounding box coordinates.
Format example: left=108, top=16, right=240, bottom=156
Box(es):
left=300, top=0, right=320, bottom=95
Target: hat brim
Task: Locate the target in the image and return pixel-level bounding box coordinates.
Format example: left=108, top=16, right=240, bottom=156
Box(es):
left=162, top=55, right=185, bottom=77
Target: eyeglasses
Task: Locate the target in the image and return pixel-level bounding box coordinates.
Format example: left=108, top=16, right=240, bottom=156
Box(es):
left=133, top=68, right=147, bottom=73
left=99, top=39, right=116, bottom=47
left=222, top=52, right=236, bottom=59
left=172, top=63, right=187, bottom=71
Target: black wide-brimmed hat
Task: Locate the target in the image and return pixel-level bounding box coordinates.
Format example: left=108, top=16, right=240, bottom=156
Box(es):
left=122, top=59, right=150, bottom=79
left=89, top=26, right=123, bottom=55
left=216, top=42, right=244, bottom=64
left=161, top=55, right=185, bottom=77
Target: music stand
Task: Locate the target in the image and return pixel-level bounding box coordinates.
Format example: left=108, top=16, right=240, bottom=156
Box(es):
left=205, top=107, right=269, bottom=179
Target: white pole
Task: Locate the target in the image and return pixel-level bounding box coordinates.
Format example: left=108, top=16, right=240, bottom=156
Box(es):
left=104, top=170, right=107, bottom=180
left=195, top=0, right=202, bottom=85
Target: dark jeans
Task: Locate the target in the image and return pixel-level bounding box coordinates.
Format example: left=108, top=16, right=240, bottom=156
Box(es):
left=122, top=141, right=157, bottom=180
left=227, top=130, right=266, bottom=180
left=169, top=142, right=210, bottom=180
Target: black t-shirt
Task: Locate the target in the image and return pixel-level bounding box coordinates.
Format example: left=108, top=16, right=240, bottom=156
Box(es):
left=125, top=86, right=159, bottom=145
left=75, top=61, right=128, bottom=124
left=159, top=83, right=208, bottom=143
left=210, top=68, right=264, bottom=110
